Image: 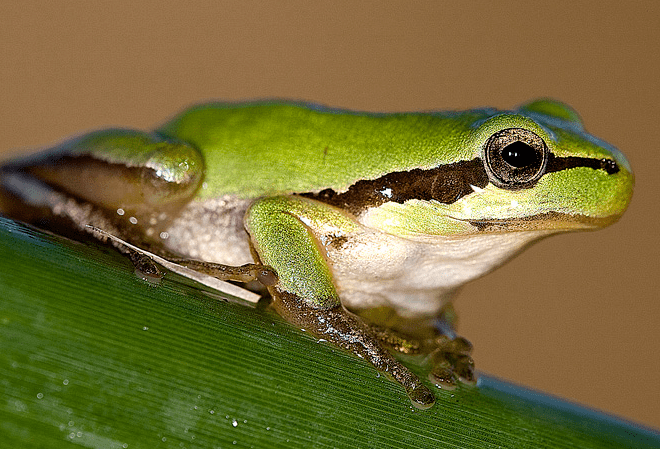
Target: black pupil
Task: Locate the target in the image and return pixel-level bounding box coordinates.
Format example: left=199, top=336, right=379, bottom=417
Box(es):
left=501, top=141, right=537, bottom=168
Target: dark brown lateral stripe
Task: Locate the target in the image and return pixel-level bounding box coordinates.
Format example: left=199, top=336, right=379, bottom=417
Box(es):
left=546, top=154, right=619, bottom=175
left=300, top=158, right=489, bottom=215
left=301, top=153, right=620, bottom=215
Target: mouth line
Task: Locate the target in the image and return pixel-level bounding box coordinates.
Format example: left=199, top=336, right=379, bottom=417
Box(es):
left=451, top=211, right=620, bottom=232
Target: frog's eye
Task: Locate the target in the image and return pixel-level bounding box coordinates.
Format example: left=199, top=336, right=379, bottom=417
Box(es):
left=484, top=128, right=549, bottom=189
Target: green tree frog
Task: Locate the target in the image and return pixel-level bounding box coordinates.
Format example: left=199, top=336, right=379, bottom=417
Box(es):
left=0, top=99, right=634, bottom=409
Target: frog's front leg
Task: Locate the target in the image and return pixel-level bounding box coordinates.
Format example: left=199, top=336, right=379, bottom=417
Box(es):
left=245, top=196, right=435, bottom=409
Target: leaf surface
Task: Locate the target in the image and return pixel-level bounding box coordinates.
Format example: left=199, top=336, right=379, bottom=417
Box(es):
left=1, top=217, right=658, bottom=448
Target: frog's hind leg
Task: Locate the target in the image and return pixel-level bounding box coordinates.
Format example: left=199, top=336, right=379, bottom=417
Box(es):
left=0, top=129, right=204, bottom=244
left=169, top=259, right=278, bottom=287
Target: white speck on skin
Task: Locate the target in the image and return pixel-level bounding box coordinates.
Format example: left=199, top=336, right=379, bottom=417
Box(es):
left=117, top=208, right=125, bottom=216
left=382, top=217, right=400, bottom=228
left=129, top=216, right=138, bottom=225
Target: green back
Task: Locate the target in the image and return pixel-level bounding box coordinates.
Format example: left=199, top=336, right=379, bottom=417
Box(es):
left=157, top=102, right=487, bottom=199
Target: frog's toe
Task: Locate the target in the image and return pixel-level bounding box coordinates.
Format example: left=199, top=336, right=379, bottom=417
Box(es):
left=429, top=363, right=458, bottom=390
left=407, top=383, right=436, bottom=410
left=448, top=336, right=473, bottom=355
left=429, top=336, right=477, bottom=388
left=435, top=334, right=472, bottom=355
left=454, top=354, right=477, bottom=385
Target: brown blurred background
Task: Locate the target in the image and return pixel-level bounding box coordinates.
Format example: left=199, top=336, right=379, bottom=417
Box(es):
left=1, top=1, right=658, bottom=430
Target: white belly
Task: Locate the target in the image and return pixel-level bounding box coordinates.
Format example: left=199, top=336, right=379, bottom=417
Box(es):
left=328, top=228, right=550, bottom=317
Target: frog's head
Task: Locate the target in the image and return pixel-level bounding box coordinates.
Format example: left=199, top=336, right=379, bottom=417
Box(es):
left=361, top=99, right=634, bottom=238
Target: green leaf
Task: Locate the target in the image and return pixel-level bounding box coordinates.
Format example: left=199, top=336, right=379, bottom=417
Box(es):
left=1, top=217, right=658, bottom=448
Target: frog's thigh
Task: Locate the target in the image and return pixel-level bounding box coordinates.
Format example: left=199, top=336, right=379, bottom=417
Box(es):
left=244, top=196, right=340, bottom=309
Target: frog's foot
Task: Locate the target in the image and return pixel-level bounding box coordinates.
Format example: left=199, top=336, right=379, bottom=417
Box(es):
left=368, top=322, right=476, bottom=389
left=428, top=335, right=476, bottom=389
left=169, top=258, right=278, bottom=286
left=272, top=291, right=436, bottom=409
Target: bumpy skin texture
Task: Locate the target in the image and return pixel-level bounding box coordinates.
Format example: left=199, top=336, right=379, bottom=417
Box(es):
left=0, top=100, right=634, bottom=409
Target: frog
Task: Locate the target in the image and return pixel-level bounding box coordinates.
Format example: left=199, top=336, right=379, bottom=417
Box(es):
left=0, top=99, right=634, bottom=409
